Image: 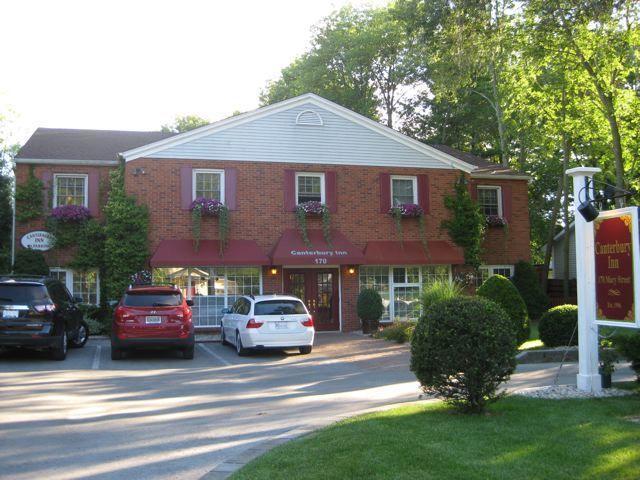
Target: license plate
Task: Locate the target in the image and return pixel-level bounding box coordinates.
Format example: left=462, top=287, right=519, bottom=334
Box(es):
left=145, top=316, right=162, bottom=324
left=275, top=322, right=288, bottom=330
left=2, top=310, right=19, bottom=319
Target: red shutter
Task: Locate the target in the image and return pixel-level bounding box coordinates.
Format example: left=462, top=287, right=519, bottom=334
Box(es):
left=39, top=170, right=52, bottom=211
left=225, top=167, right=238, bottom=210
left=417, top=174, right=430, bottom=214
left=325, top=171, right=337, bottom=213
left=379, top=173, right=391, bottom=213
left=502, top=184, right=512, bottom=221
left=180, top=166, right=192, bottom=210
left=283, top=169, right=296, bottom=212
left=88, top=172, right=100, bottom=217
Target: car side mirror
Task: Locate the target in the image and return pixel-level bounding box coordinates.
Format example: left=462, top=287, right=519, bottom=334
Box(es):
left=186, top=299, right=194, bottom=307
left=221, top=308, right=231, bottom=314
left=73, top=296, right=84, bottom=304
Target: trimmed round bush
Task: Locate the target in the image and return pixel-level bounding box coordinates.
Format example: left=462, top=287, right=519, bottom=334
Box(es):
left=538, top=305, right=578, bottom=347
left=477, top=274, right=530, bottom=344
left=12, top=248, right=49, bottom=276
left=511, top=261, right=550, bottom=321
left=357, top=289, right=384, bottom=333
left=411, top=296, right=518, bottom=413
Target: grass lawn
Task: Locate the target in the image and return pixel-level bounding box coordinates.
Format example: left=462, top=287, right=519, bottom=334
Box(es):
left=232, top=392, right=640, bottom=480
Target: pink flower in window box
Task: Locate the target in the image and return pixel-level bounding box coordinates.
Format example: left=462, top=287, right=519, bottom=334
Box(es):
left=50, top=205, right=91, bottom=222
left=486, top=215, right=507, bottom=227
left=388, top=203, right=424, bottom=218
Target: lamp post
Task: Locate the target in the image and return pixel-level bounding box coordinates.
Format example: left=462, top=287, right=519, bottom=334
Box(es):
left=566, top=167, right=602, bottom=393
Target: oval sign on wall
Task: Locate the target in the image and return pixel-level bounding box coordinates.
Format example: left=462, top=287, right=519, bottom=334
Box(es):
left=21, top=231, right=55, bottom=251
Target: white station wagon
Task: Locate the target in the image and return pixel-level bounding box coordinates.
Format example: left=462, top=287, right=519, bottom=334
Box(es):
left=220, top=295, right=315, bottom=356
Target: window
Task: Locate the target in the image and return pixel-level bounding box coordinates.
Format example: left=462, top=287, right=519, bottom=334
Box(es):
left=296, top=172, right=325, bottom=204
left=72, top=271, right=99, bottom=304
left=478, top=265, right=514, bottom=285
left=391, top=176, right=417, bottom=206
left=152, top=267, right=262, bottom=327
left=49, top=268, right=99, bottom=304
left=359, top=265, right=451, bottom=323
left=53, top=174, right=88, bottom=207
left=477, top=186, right=502, bottom=217
left=254, top=300, right=306, bottom=315
left=123, top=292, right=182, bottom=307
left=193, top=169, right=224, bottom=202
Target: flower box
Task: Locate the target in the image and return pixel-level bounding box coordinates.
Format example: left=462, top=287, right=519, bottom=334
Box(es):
left=50, top=205, right=91, bottom=222
left=486, top=215, right=507, bottom=227
left=389, top=203, right=424, bottom=218
left=296, top=201, right=328, bottom=216
left=190, top=197, right=226, bottom=217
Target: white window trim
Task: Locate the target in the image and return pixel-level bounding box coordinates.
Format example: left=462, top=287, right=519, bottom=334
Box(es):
left=49, top=268, right=100, bottom=305
left=481, top=264, right=514, bottom=278
left=390, top=175, right=418, bottom=206
left=192, top=169, right=225, bottom=203
left=53, top=173, right=89, bottom=208
left=295, top=172, right=325, bottom=205
left=477, top=185, right=503, bottom=217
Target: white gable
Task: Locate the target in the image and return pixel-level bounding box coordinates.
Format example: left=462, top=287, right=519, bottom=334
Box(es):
left=122, top=94, right=473, bottom=172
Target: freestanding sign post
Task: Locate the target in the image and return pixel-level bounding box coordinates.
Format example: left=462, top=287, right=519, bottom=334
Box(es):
left=566, top=167, right=602, bottom=393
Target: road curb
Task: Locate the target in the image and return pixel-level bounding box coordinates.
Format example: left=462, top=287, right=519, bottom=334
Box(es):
left=199, top=398, right=431, bottom=479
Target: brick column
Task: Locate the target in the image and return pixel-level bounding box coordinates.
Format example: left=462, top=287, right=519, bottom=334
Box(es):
left=262, top=266, right=282, bottom=294
left=340, top=265, right=360, bottom=332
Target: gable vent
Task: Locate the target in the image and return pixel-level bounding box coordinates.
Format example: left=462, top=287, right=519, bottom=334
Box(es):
left=296, top=110, right=323, bottom=126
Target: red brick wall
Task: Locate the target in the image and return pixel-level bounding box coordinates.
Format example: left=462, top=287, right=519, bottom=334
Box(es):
left=14, top=163, right=115, bottom=267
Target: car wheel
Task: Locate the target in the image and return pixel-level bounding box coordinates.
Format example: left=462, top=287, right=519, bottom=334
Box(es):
left=299, top=345, right=312, bottom=355
left=182, top=345, right=195, bottom=360
left=70, top=321, right=89, bottom=348
left=221, top=326, right=228, bottom=346
left=111, top=347, right=123, bottom=360
left=51, top=330, right=68, bottom=361
left=235, top=332, right=248, bottom=356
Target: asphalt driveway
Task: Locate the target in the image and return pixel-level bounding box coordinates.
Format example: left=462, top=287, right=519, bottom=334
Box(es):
left=0, top=334, right=634, bottom=480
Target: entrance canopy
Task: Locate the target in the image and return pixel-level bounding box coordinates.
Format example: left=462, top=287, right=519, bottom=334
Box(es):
left=150, top=239, right=270, bottom=267
left=271, top=229, right=365, bottom=265
left=363, top=240, right=464, bottom=265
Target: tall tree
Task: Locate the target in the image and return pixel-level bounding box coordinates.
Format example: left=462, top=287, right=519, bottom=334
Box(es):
left=161, top=115, right=209, bottom=133
left=0, top=109, right=18, bottom=271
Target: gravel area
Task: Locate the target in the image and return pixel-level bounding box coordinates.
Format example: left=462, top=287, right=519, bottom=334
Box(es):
left=512, top=385, right=635, bottom=399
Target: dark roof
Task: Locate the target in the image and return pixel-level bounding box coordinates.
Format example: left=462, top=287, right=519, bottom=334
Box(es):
left=431, top=144, right=524, bottom=176
left=16, top=128, right=176, bottom=162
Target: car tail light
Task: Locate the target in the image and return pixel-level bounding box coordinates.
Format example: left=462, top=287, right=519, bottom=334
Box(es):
left=33, top=304, right=56, bottom=313
left=246, top=318, right=263, bottom=329
left=114, top=306, right=135, bottom=324
left=302, top=315, right=314, bottom=327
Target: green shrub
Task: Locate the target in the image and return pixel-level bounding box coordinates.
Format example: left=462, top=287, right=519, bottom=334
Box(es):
left=422, top=280, right=463, bottom=310
left=411, top=296, right=518, bottom=413
left=538, top=305, right=578, bottom=347
left=79, top=303, right=113, bottom=336
left=511, top=261, right=550, bottom=321
left=374, top=321, right=415, bottom=343
left=613, top=331, right=640, bottom=381
left=477, top=274, right=530, bottom=344
left=12, top=249, right=49, bottom=276
left=357, top=289, right=384, bottom=333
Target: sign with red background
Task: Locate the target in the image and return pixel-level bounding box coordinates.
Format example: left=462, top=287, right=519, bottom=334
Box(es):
left=594, top=212, right=635, bottom=322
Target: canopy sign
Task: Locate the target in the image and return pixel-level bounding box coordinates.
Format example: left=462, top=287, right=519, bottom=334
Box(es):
left=594, top=207, right=640, bottom=327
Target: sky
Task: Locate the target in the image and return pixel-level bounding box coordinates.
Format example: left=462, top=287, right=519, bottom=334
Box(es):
left=0, top=0, right=390, bottom=145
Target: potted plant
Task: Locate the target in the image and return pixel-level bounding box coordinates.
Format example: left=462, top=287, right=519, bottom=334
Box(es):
left=599, top=339, right=617, bottom=388
left=357, top=289, right=384, bottom=334
left=295, top=200, right=331, bottom=247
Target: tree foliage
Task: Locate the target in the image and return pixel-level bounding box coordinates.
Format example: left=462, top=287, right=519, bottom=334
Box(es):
left=103, top=167, right=149, bottom=300
left=13, top=249, right=49, bottom=276
left=161, top=115, right=209, bottom=133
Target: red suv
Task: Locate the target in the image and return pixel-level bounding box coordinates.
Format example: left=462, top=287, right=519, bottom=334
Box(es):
left=111, top=285, right=195, bottom=360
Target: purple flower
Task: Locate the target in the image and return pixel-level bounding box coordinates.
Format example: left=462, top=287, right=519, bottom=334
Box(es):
left=389, top=203, right=424, bottom=218
left=486, top=215, right=507, bottom=227
left=50, top=205, right=91, bottom=222
left=296, top=201, right=327, bottom=215
left=190, top=197, right=226, bottom=216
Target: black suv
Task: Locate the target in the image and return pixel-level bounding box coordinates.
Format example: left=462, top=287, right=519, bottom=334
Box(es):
left=0, top=276, right=89, bottom=360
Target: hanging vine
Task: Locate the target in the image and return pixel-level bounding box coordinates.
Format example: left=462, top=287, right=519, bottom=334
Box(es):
left=295, top=201, right=331, bottom=248
left=389, top=203, right=427, bottom=256
left=15, top=166, right=44, bottom=222
left=190, top=198, right=230, bottom=254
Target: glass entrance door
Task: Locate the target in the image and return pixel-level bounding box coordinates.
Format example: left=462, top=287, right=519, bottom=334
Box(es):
left=284, top=269, right=340, bottom=331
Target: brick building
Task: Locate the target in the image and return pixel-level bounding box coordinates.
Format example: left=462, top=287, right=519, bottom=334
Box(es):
left=14, top=94, right=530, bottom=332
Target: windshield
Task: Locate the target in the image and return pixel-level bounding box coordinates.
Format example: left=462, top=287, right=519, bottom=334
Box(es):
left=254, top=300, right=306, bottom=315
left=123, top=291, right=182, bottom=307
left=0, top=284, right=49, bottom=305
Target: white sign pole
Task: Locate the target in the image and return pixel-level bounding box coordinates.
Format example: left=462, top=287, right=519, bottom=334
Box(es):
left=566, top=167, right=602, bottom=393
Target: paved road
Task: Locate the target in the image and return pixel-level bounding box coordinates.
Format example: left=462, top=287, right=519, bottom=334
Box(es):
left=0, top=334, right=635, bottom=480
